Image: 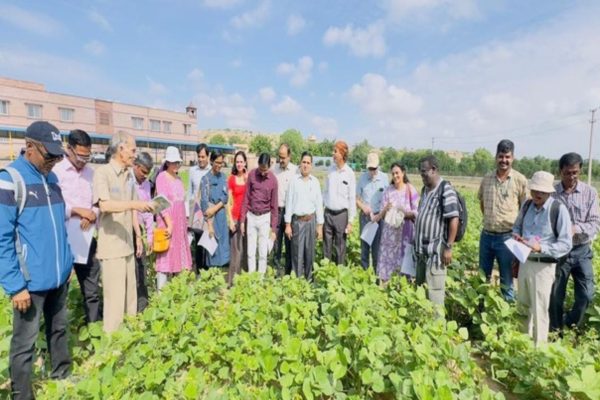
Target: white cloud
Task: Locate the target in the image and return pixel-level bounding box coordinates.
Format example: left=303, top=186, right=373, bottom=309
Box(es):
left=259, top=87, right=276, bottom=102
left=231, top=0, right=270, bottom=29
left=187, top=68, right=205, bottom=82
left=287, top=14, right=306, bottom=35
left=230, top=59, right=242, bottom=68
left=276, top=56, right=313, bottom=87
left=271, top=96, right=302, bottom=115
left=88, top=9, right=113, bottom=32
left=83, top=40, right=106, bottom=56
left=202, top=0, right=243, bottom=9
left=193, top=91, right=256, bottom=128
left=147, top=77, right=168, bottom=96
left=349, top=73, right=423, bottom=116
left=0, top=4, right=64, bottom=36
left=323, top=21, right=386, bottom=58
left=311, top=116, right=339, bottom=137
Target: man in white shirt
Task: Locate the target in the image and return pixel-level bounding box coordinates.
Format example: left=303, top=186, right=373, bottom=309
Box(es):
left=323, top=140, right=356, bottom=265
left=188, top=143, right=211, bottom=274
left=272, top=144, right=297, bottom=275
left=285, top=151, right=323, bottom=280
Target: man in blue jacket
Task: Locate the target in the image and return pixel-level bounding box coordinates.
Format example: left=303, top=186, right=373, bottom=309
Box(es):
left=0, top=121, right=73, bottom=399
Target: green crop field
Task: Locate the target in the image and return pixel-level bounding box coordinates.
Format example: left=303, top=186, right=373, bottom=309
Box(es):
left=2, top=190, right=600, bottom=399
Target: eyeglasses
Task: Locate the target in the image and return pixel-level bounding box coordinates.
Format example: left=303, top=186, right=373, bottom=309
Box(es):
left=32, top=141, right=63, bottom=162
left=368, top=167, right=377, bottom=171
left=68, top=146, right=91, bottom=163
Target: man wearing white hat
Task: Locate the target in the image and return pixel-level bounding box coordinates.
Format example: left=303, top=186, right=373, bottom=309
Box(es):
left=512, top=171, right=572, bottom=344
left=356, top=152, right=388, bottom=270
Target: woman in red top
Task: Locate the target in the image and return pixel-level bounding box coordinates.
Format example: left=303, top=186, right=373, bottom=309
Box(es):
left=227, top=151, right=248, bottom=285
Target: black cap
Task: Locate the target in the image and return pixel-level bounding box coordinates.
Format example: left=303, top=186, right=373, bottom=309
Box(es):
left=25, top=121, right=65, bottom=156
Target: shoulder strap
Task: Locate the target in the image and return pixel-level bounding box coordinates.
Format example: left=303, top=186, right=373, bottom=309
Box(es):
left=438, top=180, right=448, bottom=218
left=0, top=167, right=26, bottom=216
left=550, top=199, right=561, bottom=238
left=519, top=199, right=533, bottom=233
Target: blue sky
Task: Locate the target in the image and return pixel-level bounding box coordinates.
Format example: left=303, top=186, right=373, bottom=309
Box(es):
left=1, top=0, right=599, bottom=158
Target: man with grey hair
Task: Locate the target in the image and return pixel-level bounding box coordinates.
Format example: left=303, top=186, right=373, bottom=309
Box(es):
left=132, top=152, right=154, bottom=313
left=93, top=132, right=154, bottom=333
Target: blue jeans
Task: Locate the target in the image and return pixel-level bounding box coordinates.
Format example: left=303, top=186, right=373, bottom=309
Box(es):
left=549, top=243, right=595, bottom=330
left=479, top=230, right=515, bottom=301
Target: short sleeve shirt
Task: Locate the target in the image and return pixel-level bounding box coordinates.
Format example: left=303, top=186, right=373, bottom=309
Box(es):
left=478, top=169, right=528, bottom=232
left=93, top=160, right=139, bottom=260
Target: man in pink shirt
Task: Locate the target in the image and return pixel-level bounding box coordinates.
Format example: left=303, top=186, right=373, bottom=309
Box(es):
left=53, top=129, right=101, bottom=323
left=132, top=152, right=154, bottom=312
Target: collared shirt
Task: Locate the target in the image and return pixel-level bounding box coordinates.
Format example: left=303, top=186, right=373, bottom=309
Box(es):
left=323, top=163, right=357, bottom=221
left=284, top=174, right=324, bottom=225
left=272, top=162, right=298, bottom=208
left=93, top=159, right=138, bottom=260
left=135, top=179, right=154, bottom=244
left=357, top=169, right=388, bottom=214
left=240, top=168, right=279, bottom=231
left=53, top=158, right=97, bottom=219
left=513, top=196, right=572, bottom=259
left=414, top=179, right=459, bottom=258
left=478, top=169, right=528, bottom=232
left=554, top=181, right=600, bottom=245
left=188, top=164, right=211, bottom=200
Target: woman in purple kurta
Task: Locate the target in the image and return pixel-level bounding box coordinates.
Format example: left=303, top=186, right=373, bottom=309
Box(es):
left=375, top=162, right=420, bottom=282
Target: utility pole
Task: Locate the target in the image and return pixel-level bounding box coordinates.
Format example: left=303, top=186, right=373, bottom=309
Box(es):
left=588, top=108, right=598, bottom=186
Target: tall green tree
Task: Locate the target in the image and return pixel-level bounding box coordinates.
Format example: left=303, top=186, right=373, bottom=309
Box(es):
left=279, top=129, right=305, bottom=164
left=228, top=135, right=244, bottom=145
left=349, top=140, right=372, bottom=169
left=209, top=134, right=227, bottom=145
left=249, top=135, right=273, bottom=156
left=379, top=147, right=401, bottom=171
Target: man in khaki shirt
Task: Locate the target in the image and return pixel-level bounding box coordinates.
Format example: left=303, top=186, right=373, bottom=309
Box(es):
left=478, top=139, right=528, bottom=301
left=93, top=132, right=153, bottom=333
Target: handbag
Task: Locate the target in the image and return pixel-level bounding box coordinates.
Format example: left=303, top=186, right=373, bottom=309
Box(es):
left=153, top=213, right=170, bottom=253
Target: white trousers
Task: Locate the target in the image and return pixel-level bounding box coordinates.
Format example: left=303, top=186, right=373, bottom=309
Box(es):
left=247, top=212, right=271, bottom=274
left=517, top=260, right=556, bottom=344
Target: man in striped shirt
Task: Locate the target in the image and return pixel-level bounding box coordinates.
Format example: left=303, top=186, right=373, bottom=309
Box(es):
left=414, top=155, right=459, bottom=308
left=550, top=152, right=600, bottom=331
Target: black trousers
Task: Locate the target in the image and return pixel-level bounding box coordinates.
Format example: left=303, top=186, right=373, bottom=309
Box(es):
left=10, top=282, right=71, bottom=400
left=273, top=207, right=292, bottom=274
left=193, top=231, right=208, bottom=274
left=132, top=231, right=149, bottom=313
left=73, top=238, right=102, bottom=323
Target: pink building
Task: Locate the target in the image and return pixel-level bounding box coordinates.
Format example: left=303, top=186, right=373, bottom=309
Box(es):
left=0, top=77, right=234, bottom=163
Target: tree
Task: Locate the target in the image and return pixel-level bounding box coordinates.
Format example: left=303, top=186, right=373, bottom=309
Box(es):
left=249, top=135, right=273, bottom=156
left=308, top=139, right=335, bottom=157
left=209, top=134, right=227, bottom=145
left=380, top=147, right=401, bottom=171
left=279, top=129, right=305, bottom=164
left=349, top=140, right=372, bottom=169
left=228, top=135, right=244, bottom=145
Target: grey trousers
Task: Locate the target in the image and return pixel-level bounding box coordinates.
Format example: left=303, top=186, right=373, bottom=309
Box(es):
left=415, top=253, right=447, bottom=308
left=323, top=209, right=348, bottom=265
left=359, top=213, right=381, bottom=271
left=291, top=216, right=316, bottom=280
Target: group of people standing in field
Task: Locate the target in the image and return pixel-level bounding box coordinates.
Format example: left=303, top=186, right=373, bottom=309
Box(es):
left=0, top=121, right=598, bottom=399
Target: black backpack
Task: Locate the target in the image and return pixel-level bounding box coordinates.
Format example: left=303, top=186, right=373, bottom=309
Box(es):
left=439, top=180, right=468, bottom=242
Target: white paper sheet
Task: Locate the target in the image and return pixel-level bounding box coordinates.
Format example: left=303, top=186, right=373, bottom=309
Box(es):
left=198, top=230, right=218, bottom=256
left=360, top=221, right=379, bottom=246
left=152, top=195, right=172, bottom=215
left=66, top=218, right=95, bottom=264
left=504, top=238, right=531, bottom=264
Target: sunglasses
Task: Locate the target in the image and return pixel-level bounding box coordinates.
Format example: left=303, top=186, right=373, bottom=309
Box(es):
left=68, top=146, right=91, bottom=163
left=33, top=141, right=63, bottom=162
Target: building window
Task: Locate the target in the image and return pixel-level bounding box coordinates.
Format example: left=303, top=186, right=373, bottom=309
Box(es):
left=132, top=117, right=144, bottom=130
left=26, top=103, right=42, bottom=119
left=59, top=107, right=74, bottom=122
left=99, top=112, right=110, bottom=125
left=149, top=119, right=161, bottom=132
left=183, top=123, right=191, bottom=135
left=163, top=121, right=171, bottom=133
left=0, top=100, right=8, bottom=115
